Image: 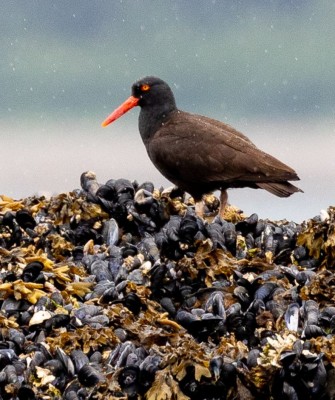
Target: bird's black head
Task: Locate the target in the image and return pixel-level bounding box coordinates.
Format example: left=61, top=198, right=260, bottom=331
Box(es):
left=101, top=76, right=177, bottom=134
left=131, top=76, right=177, bottom=110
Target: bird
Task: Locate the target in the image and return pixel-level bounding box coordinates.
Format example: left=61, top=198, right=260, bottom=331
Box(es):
left=102, top=76, right=302, bottom=217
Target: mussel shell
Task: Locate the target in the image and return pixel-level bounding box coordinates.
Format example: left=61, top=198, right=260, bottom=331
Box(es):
left=302, top=324, right=326, bottom=339
left=78, top=364, right=105, bottom=387
left=118, top=365, right=140, bottom=397
left=17, top=384, right=36, bottom=400
left=285, top=303, right=300, bottom=332
left=21, top=261, right=44, bottom=283
left=16, top=209, right=36, bottom=230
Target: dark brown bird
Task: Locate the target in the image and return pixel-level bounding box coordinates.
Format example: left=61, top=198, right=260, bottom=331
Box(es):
left=102, top=76, right=302, bottom=217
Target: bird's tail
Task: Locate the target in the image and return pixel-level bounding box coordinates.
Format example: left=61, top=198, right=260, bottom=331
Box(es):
left=257, top=182, right=303, bottom=197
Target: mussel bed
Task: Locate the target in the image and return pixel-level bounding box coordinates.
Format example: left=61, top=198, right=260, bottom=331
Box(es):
left=0, top=171, right=335, bottom=399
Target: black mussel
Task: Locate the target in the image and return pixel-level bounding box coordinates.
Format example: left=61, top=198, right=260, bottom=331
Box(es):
left=285, top=303, right=300, bottom=331
left=282, top=381, right=299, bottom=400
left=62, top=380, right=88, bottom=400
left=210, top=356, right=236, bottom=384
left=137, top=233, right=160, bottom=263
left=16, top=209, right=36, bottom=230
left=254, top=219, right=266, bottom=236
left=72, top=246, right=84, bottom=261
left=112, top=292, right=144, bottom=315
left=17, top=384, right=36, bottom=400
left=6, top=328, right=26, bottom=350
left=234, top=286, right=250, bottom=308
left=178, top=212, right=205, bottom=244
left=279, top=350, right=297, bottom=367
left=320, top=306, right=335, bottom=324
left=127, top=205, right=157, bottom=231
left=78, top=364, right=105, bottom=387
left=121, top=243, right=138, bottom=257
left=175, top=310, right=199, bottom=328
left=295, top=270, right=315, bottom=286
left=89, top=258, right=114, bottom=282
left=138, top=355, right=161, bottom=391
left=90, top=351, right=103, bottom=364
left=235, top=213, right=258, bottom=235
left=2, top=211, right=15, bottom=229
left=245, top=232, right=255, bottom=249
left=95, top=183, right=118, bottom=211
left=299, top=258, right=320, bottom=270
left=72, top=219, right=103, bottom=246
left=118, top=365, right=140, bottom=398
left=226, top=309, right=256, bottom=342
left=226, top=302, right=241, bottom=317
left=205, top=222, right=226, bottom=249
left=163, top=215, right=181, bottom=242
left=293, top=245, right=307, bottom=261
left=1, top=297, right=21, bottom=317
left=177, top=310, right=225, bottom=341
left=28, top=350, right=48, bottom=372
left=134, top=188, right=155, bottom=210
left=223, top=222, right=237, bottom=254
left=102, top=218, right=119, bottom=247
left=96, top=282, right=118, bottom=303
left=56, top=347, right=75, bottom=377
left=325, top=368, right=335, bottom=399
left=63, top=391, right=80, bottom=400
left=108, top=342, right=136, bottom=368
left=247, top=348, right=261, bottom=368
left=44, top=314, right=71, bottom=331
left=137, top=181, right=155, bottom=193
left=21, top=261, right=44, bottom=283
left=205, top=291, right=226, bottom=319
left=179, top=285, right=196, bottom=308
left=263, top=227, right=278, bottom=254
left=114, top=178, right=135, bottom=198
left=74, top=305, right=109, bottom=328
left=254, top=282, right=278, bottom=301
left=2, top=211, right=22, bottom=247
left=1, top=364, right=18, bottom=385
left=80, top=171, right=100, bottom=200
left=247, top=299, right=265, bottom=314
left=96, top=182, right=117, bottom=202
left=0, top=349, right=18, bottom=369
left=303, top=300, right=319, bottom=326
left=302, top=324, right=326, bottom=339
left=159, top=297, right=176, bottom=316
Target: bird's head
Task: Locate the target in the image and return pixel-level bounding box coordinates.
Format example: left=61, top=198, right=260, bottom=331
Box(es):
left=101, top=76, right=176, bottom=127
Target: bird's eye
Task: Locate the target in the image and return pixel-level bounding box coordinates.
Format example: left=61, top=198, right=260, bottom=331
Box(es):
left=140, top=84, right=150, bottom=92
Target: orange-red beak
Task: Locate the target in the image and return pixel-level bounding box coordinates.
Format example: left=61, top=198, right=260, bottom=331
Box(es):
left=101, top=95, right=139, bottom=127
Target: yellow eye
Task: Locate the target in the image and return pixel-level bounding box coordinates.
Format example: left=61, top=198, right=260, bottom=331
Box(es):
left=141, top=84, right=150, bottom=91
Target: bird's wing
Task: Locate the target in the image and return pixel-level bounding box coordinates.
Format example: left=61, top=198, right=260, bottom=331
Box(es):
left=148, top=111, right=299, bottom=185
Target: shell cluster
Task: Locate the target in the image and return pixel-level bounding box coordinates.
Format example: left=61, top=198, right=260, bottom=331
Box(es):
left=0, top=171, right=335, bottom=399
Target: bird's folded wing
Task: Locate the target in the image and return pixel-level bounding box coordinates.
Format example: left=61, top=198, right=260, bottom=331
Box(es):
left=148, top=112, right=299, bottom=184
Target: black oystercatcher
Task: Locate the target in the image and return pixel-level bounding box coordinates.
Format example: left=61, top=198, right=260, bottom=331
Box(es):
left=102, top=76, right=302, bottom=216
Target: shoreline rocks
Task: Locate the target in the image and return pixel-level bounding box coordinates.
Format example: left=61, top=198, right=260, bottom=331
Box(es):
left=0, top=172, right=334, bottom=399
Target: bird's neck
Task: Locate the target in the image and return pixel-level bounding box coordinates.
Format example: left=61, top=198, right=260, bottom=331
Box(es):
left=139, top=103, right=176, bottom=145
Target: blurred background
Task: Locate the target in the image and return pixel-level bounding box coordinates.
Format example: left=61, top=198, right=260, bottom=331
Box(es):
left=1, top=1, right=334, bottom=222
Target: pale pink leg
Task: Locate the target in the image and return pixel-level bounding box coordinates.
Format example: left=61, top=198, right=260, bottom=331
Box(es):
left=195, top=199, right=205, bottom=218
left=218, top=190, right=228, bottom=218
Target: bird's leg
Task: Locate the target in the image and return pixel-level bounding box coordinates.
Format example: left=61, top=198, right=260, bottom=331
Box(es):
left=218, top=189, right=228, bottom=218
left=195, top=199, right=205, bottom=218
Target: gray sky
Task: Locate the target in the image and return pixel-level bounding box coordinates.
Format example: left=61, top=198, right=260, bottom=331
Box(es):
left=1, top=1, right=335, bottom=222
